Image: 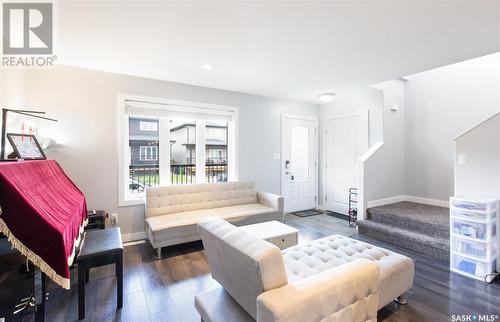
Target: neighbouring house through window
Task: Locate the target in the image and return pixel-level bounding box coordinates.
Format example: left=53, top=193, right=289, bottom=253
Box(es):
left=170, top=119, right=197, bottom=185
left=205, top=121, right=228, bottom=183
left=139, top=121, right=158, bottom=131
left=118, top=96, right=238, bottom=205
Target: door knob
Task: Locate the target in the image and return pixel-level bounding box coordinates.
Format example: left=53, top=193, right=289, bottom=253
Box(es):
left=285, top=160, right=291, bottom=175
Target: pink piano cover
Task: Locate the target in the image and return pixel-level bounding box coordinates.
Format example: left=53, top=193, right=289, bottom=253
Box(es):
left=0, top=160, right=87, bottom=289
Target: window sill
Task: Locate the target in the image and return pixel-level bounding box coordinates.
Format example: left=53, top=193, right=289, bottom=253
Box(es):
left=119, top=198, right=146, bottom=207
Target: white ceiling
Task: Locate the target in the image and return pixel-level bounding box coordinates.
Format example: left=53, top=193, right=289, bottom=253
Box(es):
left=57, top=1, right=500, bottom=103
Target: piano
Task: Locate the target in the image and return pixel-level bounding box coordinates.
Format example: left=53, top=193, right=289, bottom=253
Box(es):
left=0, top=160, right=87, bottom=321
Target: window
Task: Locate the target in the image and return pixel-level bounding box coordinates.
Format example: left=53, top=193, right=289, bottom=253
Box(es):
left=139, top=121, right=158, bottom=131
left=290, top=126, right=309, bottom=181
left=139, top=146, right=158, bottom=161
left=170, top=119, right=196, bottom=185
left=205, top=121, right=228, bottom=183
left=118, top=95, right=238, bottom=205
left=128, top=117, right=160, bottom=195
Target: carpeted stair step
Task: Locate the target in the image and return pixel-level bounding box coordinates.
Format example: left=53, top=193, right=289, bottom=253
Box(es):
left=367, top=201, right=449, bottom=238
left=357, top=219, right=449, bottom=261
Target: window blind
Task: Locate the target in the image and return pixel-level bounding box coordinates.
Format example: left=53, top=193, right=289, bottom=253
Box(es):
left=124, top=100, right=234, bottom=121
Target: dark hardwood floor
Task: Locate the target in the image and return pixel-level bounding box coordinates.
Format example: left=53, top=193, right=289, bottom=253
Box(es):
left=1, top=214, right=499, bottom=322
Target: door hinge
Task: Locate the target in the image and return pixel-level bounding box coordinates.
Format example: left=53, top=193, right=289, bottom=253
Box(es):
left=314, top=196, right=317, bottom=202
left=325, top=196, right=328, bottom=202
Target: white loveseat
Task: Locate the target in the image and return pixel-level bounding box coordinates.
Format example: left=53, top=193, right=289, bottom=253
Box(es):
left=145, top=181, right=284, bottom=257
left=196, top=217, right=414, bottom=322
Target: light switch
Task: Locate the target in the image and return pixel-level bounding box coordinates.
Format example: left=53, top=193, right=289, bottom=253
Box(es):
left=273, top=153, right=281, bottom=160
left=457, top=154, right=467, bottom=166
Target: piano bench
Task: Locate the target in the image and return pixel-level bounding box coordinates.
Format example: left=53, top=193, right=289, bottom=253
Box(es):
left=76, top=227, right=123, bottom=320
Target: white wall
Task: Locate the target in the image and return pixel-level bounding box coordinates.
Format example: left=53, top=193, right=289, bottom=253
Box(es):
left=0, top=70, right=28, bottom=157
left=1, top=69, right=26, bottom=108
left=2, top=66, right=318, bottom=238
left=454, top=113, right=500, bottom=199
left=363, top=80, right=406, bottom=206
left=404, top=53, right=500, bottom=201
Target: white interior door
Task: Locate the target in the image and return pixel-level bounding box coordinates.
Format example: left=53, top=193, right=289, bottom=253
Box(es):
left=325, top=112, right=368, bottom=215
left=282, top=115, right=318, bottom=213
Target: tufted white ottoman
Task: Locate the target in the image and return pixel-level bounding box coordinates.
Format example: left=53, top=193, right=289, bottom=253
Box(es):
left=195, top=218, right=414, bottom=322
left=282, top=234, right=414, bottom=309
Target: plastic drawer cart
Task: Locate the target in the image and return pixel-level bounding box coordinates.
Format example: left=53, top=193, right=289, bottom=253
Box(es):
left=450, top=196, right=498, bottom=281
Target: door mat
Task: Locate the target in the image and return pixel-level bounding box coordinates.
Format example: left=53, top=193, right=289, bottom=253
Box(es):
left=291, top=209, right=324, bottom=217
left=325, top=211, right=349, bottom=221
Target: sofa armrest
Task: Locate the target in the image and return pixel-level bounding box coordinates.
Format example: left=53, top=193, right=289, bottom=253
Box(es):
left=256, top=258, right=379, bottom=322
left=257, top=191, right=284, bottom=211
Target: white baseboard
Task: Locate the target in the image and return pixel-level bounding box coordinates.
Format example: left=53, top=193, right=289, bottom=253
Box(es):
left=404, top=195, right=449, bottom=208
left=121, top=231, right=147, bottom=242
left=367, top=195, right=449, bottom=208
left=367, top=195, right=406, bottom=208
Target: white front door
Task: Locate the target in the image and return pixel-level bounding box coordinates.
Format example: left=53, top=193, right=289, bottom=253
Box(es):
left=282, top=115, right=318, bottom=213
left=325, top=112, right=368, bottom=215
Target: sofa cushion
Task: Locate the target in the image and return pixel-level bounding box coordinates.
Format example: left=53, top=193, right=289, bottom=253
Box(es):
left=282, top=235, right=414, bottom=309
left=146, top=181, right=258, bottom=217
left=146, top=203, right=277, bottom=238
left=198, top=217, right=288, bottom=319
left=195, top=288, right=255, bottom=322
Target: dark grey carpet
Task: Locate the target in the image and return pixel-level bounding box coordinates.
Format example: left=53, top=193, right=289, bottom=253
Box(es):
left=357, top=201, right=450, bottom=261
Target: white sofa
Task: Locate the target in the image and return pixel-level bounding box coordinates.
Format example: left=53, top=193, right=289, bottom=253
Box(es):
left=196, top=217, right=414, bottom=322
left=145, top=181, right=284, bottom=257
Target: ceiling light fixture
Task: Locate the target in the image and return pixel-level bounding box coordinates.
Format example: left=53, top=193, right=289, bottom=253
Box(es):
left=202, top=63, right=213, bottom=71
left=318, top=93, right=335, bottom=103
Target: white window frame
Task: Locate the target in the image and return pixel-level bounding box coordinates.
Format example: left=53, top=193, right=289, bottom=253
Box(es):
left=139, top=146, right=158, bottom=161
left=118, top=94, right=239, bottom=206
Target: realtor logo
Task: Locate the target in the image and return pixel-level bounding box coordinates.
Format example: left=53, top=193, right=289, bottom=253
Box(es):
left=3, top=2, right=53, bottom=55
left=1, top=2, right=56, bottom=67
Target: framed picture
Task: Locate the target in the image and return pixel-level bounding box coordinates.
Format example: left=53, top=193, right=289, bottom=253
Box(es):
left=6, top=133, right=46, bottom=160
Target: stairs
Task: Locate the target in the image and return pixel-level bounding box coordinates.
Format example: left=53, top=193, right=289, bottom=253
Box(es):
left=357, top=201, right=449, bottom=261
